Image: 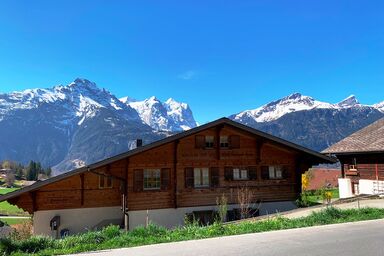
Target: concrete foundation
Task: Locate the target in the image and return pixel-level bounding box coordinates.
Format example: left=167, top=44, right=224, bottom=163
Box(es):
left=33, top=206, right=123, bottom=237
left=359, top=179, right=384, bottom=195
left=128, top=201, right=296, bottom=230
left=338, top=178, right=353, bottom=198
left=33, top=201, right=297, bottom=237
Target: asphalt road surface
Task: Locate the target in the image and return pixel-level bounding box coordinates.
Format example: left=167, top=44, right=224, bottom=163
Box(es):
left=76, top=219, right=384, bottom=256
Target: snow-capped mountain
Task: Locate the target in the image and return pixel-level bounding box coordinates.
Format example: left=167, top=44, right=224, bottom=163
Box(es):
left=0, top=78, right=195, bottom=173
left=230, top=93, right=384, bottom=151
left=1, top=79, right=384, bottom=175
left=120, top=96, right=198, bottom=131
left=0, top=78, right=140, bottom=124
left=231, top=93, right=377, bottom=124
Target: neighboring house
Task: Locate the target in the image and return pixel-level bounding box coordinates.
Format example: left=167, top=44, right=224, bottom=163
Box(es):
left=323, top=118, right=384, bottom=198
left=0, top=118, right=334, bottom=237
left=0, top=168, right=14, bottom=176
left=307, top=168, right=340, bottom=190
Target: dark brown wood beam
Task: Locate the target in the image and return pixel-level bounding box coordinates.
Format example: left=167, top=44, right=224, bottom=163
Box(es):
left=340, top=160, right=345, bottom=178
left=30, top=191, right=37, bottom=213
left=124, top=158, right=129, bottom=197
left=256, top=139, right=264, bottom=164
left=173, top=140, right=179, bottom=208
left=215, top=125, right=224, bottom=160
left=106, top=164, right=111, bottom=175
left=80, top=174, right=85, bottom=206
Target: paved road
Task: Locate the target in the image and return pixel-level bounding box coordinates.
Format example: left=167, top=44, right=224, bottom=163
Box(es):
left=75, top=219, right=384, bottom=256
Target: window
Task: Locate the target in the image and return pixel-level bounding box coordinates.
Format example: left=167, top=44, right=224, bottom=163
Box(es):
left=99, top=175, right=112, bottom=189
left=269, top=166, right=283, bottom=179
left=144, top=169, right=161, bottom=190
left=220, top=136, right=229, bottom=148
left=194, top=168, right=210, bottom=188
left=233, top=168, right=248, bottom=180
left=205, top=136, right=214, bottom=148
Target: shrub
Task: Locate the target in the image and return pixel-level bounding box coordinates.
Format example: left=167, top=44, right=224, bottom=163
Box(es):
left=0, top=237, right=17, bottom=255
left=10, top=219, right=33, bottom=241
left=16, top=236, right=53, bottom=254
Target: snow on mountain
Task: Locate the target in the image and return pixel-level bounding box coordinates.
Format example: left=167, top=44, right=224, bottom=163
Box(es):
left=337, top=95, right=360, bottom=108
left=0, top=78, right=153, bottom=171
left=164, top=98, right=198, bottom=130
left=232, top=93, right=380, bottom=123
left=373, top=101, right=384, bottom=112
left=121, top=96, right=198, bottom=131
left=0, top=78, right=139, bottom=125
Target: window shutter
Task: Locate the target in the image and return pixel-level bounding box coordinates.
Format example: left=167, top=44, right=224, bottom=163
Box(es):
left=261, top=166, right=269, bottom=180
left=224, top=167, right=233, bottom=181
left=185, top=167, right=194, bottom=188
left=195, top=135, right=205, bottom=149
left=210, top=167, right=220, bottom=188
left=282, top=166, right=290, bottom=179
left=229, top=135, right=240, bottom=149
left=248, top=166, right=257, bottom=180
left=133, top=169, right=143, bottom=192
left=161, top=168, right=170, bottom=190
left=99, top=176, right=105, bottom=188
left=106, top=176, right=113, bottom=188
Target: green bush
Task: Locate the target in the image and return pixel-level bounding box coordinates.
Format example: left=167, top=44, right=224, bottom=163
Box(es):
left=16, top=236, right=53, bottom=254
left=0, top=237, right=17, bottom=255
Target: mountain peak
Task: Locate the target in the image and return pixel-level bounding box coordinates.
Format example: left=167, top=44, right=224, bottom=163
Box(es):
left=165, top=98, right=189, bottom=109
left=338, top=95, right=359, bottom=107
left=147, top=96, right=160, bottom=102
left=287, top=92, right=303, bottom=99
left=119, top=96, right=137, bottom=104
left=69, top=78, right=99, bottom=91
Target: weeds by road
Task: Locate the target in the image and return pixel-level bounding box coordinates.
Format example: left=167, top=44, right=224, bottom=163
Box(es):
left=1, top=207, right=384, bottom=255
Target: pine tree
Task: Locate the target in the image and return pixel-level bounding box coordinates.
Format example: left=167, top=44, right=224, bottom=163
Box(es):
left=26, top=161, right=38, bottom=181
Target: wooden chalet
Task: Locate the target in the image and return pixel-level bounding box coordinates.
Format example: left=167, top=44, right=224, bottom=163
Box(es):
left=0, top=118, right=335, bottom=237
left=323, top=118, right=384, bottom=197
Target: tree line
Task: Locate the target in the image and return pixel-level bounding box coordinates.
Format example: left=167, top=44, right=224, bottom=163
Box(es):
left=1, top=160, right=52, bottom=182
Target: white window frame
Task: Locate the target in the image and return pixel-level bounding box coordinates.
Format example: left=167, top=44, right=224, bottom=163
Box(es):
left=233, top=168, right=249, bottom=180
left=194, top=167, right=210, bottom=188
left=143, top=169, right=161, bottom=190
left=205, top=136, right=214, bottom=148
left=99, top=174, right=112, bottom=189
left=268, top=166, right=283, bottom=179
left=220, top=136, right=229, bottom=148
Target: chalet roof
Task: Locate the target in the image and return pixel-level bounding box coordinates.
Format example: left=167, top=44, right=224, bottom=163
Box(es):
left=0, top=117, right=336, bottom=202
left=323, top=118, right=384, bottom=155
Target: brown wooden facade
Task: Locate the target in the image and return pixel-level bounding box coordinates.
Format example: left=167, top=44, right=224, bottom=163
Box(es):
left=334, top=153, right=384, bottom=190
left=3, top=118, right=334, bottom=217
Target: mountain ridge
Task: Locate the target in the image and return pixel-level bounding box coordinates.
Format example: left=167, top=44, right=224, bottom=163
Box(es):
left=1, top=79, right=383, bottom=174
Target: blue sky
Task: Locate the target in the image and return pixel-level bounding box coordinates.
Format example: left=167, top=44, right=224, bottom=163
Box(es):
left=0, top=1, right=383, bottom=123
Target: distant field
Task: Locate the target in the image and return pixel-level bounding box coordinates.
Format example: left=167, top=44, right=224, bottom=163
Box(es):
left=0, top=187, right=29, bottom=216
left=0, top=188, right=18, bottom=195
left=308, top=188, right=339, bottom=204
left=0, top=217, right=30, bottom=226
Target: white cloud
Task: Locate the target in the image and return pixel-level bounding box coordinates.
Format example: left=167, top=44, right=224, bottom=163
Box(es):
left=178, top=70, right=197, bottom=80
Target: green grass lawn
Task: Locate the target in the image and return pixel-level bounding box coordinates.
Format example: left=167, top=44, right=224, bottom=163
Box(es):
left=0, top=217, right=30, bottom=226
left=307, top=188, right=339, bottom=204
left=0, top=188, right=18, bottom=195
left=0, top=187, right=29, bottom=216
left=2, top=207, right=384, bottom=256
